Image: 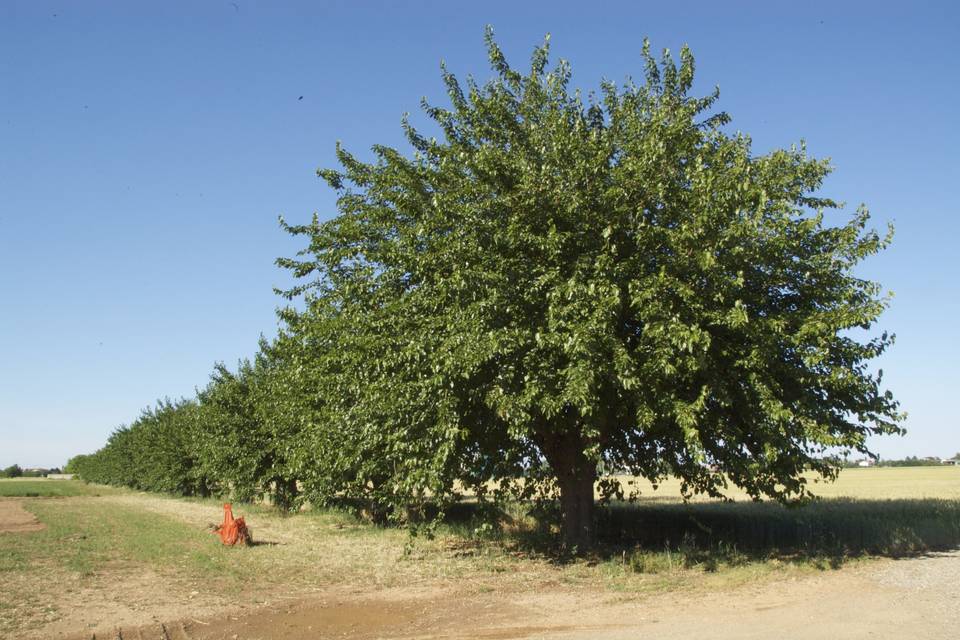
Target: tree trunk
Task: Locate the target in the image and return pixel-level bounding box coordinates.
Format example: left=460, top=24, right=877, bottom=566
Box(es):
left=557, top=467, right=596, bottom=551
left=273, top=477, right=299, bottom=512
left=541, top=431, right=597, bottom=552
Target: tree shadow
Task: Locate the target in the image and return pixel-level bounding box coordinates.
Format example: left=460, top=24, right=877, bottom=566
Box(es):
left=494, top=497, right=960, bottom=564
left=596, top=498, right=960, bottom=563
left=248, top=539, right=282, bottom=547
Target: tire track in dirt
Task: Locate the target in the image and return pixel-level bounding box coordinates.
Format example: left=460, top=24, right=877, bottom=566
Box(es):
left=0, top=499, right=45, bottom=533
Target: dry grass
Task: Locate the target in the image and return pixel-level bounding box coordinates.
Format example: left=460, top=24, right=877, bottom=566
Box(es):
left=0, top=490, right=820, bottom=637
left=1, top=468, right=958, bottom=638
left=610, top=466, right=960, bottom=501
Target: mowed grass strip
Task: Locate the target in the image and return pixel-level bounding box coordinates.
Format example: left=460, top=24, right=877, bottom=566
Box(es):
left=0, top=479, right=121, bottom=498
left=0, top=498, right=244, bottom=582
left=0, top=496, right=255, bottom=636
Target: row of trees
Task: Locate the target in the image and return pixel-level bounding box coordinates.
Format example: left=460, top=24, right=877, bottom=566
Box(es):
left=68, top=30, right=902, bottom=549
left=0, top=465, right=62, bottom=478
left=67, top=340, right=308, bottom=510
left=876, top=456, right=957, bottom=467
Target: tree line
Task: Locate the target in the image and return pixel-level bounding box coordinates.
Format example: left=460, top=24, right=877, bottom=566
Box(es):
left=66, top=339, right=308, bottom=511
left=876, top=456, right=956, bottom=468
left=66, top=30, right=902, bottom=549
left=0, top=465, right=62, bottom=478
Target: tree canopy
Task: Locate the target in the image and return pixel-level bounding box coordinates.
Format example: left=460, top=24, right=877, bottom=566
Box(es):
left=70, top=30, right=901, bottom=551
left=277, top=29, right=902, bottom=548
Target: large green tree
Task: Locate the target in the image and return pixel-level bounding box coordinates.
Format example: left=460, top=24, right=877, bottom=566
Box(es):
left=280, top=29, right=902, bottom=549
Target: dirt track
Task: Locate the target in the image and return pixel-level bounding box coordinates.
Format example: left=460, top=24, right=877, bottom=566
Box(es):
left=54, top=551, right=958, bottom=640
left=0, top=499, right=44, bottom=533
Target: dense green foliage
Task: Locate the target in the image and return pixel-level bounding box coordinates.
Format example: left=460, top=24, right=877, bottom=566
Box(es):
left=1, top=465, right=23, bottom=478
left=68, top=30, right=901, bottom=547
left=69, top=400, right=208, bottom=495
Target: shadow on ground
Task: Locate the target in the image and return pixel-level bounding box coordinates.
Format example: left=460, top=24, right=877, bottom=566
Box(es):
left=592, top=498, right=960, bottom=567
left=444, top=498, right=960, bottom=565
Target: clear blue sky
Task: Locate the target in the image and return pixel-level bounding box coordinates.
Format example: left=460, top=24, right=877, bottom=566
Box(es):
left=1, top=1, right=957, bottom=468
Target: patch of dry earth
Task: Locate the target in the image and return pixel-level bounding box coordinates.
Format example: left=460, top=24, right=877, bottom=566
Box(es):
left=47, top=551, right=960, bottom=640
left=0, top=499, right=44, bottom=533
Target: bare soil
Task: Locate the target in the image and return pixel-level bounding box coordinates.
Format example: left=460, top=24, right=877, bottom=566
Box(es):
left=0, top=499, right=45, bottom=533
left=47, top=551, right=959, bottom=640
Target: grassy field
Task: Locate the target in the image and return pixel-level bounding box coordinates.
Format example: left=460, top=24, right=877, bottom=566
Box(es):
left=0, top=478, right=120, bottom=498
left=1, top=469, right=958, bottom=637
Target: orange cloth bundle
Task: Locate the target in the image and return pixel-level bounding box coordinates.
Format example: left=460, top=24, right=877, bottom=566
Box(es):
left=213, top=503, right=250, bottom=546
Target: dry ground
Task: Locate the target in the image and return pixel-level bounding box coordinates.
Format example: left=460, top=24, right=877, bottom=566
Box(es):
left=51, top=550, right=960, bottom=640
left=0, top=500, right=44, bottom=534
left=2, top=470, right=959, bottom=640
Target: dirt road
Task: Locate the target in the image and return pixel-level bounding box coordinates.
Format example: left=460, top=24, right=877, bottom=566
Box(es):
left=56, top=550, right=957, bottom=640
left=0, top=499, right=44, bottom=533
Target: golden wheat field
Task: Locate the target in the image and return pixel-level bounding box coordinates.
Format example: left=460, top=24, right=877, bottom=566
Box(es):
left=613, top=466, right=960, bottom=502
